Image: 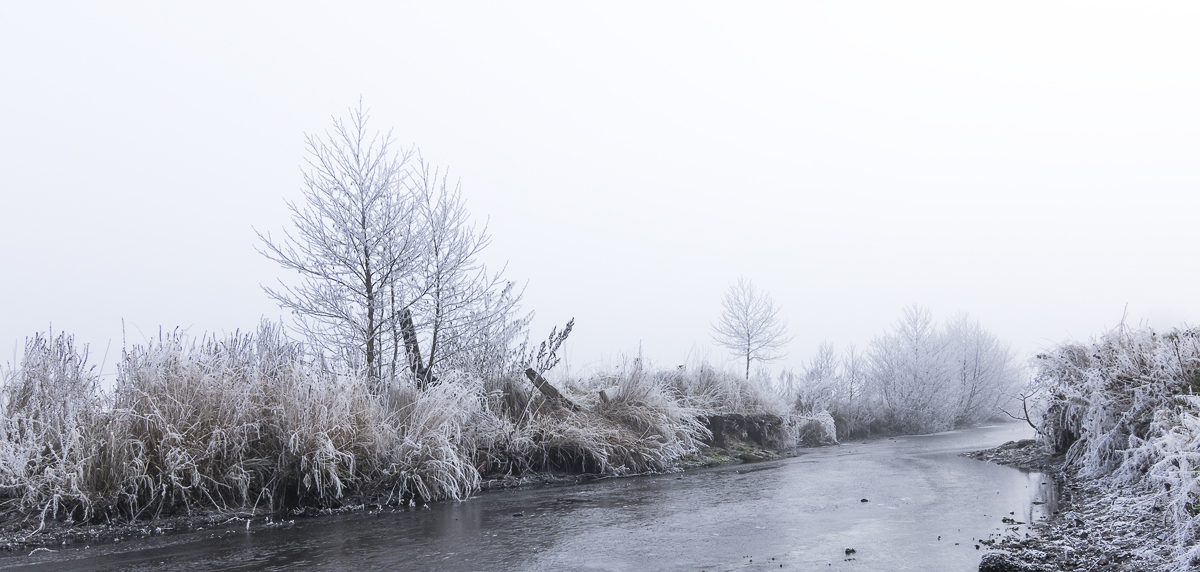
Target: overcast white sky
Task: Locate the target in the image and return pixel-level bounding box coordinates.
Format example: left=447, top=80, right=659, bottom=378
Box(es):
left=2, top=2, right=1198, bottom=380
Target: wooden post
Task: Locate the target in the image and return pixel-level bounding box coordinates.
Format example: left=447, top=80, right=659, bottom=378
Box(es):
left=524, top=367, right=580, bottom=412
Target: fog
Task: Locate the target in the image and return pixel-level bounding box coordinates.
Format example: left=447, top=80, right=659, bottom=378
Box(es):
left=2, top=2, right=1198, bottom=379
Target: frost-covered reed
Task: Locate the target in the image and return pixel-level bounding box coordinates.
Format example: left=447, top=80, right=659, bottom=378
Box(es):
left=0, top=331, right=104, bottom=525
left=0, top=324, right=485, bottom=525
left=473, top=360, right=711, bottom=478
left=4, top=326, right=797, bottom=527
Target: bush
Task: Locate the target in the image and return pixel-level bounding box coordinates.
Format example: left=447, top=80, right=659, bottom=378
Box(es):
left=1033, top=325, right=1200, bottom=569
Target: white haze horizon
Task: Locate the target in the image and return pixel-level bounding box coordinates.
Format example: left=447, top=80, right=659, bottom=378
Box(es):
left=3, top=2, right=1198, bottom=381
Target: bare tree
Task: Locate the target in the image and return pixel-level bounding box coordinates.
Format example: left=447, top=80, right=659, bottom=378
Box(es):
left=711, top=277, right=792, bottom=380
left=256, top=103, right=419, bottom=385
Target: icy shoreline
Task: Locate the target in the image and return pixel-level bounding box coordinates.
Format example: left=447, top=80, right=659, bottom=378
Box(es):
left=967, top=439, right=1176, bottom=572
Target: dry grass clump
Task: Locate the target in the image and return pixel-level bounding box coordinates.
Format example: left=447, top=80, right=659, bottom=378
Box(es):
left=477, top=357, right=821, bottom=476
left=371, top=377, right=482, bottom=503
left=0, top=332, right=105, bottom=525
left=107, top=325, right=393, bottom=516
left=655, top=362, right=787, bottom=418
left=475, top=363, right=709, bottom=478
left=111, top=324, right=485, bottom=514
left=654, top=363, right=821, bottom=448
left=0, top=324, right=487, bottom=526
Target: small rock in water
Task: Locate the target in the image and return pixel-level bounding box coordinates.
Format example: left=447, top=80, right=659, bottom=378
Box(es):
left=844, top=548, right=856, bottom=555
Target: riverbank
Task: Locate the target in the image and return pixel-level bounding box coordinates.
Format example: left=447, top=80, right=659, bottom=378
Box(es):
left=0, top=421, right=791, bottom=555
left=967, top=439, right=1175, bottom=572
left=0, top=424, right=1050, bottom=570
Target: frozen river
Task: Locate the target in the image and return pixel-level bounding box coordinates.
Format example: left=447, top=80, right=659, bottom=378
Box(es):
left=3, top=423, right=1054, bottom=571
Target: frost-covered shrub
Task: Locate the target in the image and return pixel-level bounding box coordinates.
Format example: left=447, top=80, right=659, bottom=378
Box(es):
left=865, top=307, right=1021, bottom=435
left=1034, top=325, right=1200, bottom=568
left=794, top=411, right=838, bottom=447
left=1034, top=326, right=1200, bottom=476
left=1129, top=397, right=1200, bottom=566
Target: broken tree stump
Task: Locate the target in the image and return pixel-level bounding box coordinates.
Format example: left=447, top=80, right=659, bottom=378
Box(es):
left=400, top=309, right=437, bottom=389
left=524, top=367, right=581, bottom=412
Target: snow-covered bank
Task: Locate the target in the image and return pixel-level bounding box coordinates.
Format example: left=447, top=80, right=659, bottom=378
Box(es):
left=1, top=326, right=830, bottom=541
left=975, top=323, right=1200, bottom=571
left=970, top=439, right=1174, bottom=571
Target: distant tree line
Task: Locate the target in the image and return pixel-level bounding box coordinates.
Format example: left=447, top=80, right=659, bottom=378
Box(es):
left=780, top=305, right=1022, bottom=439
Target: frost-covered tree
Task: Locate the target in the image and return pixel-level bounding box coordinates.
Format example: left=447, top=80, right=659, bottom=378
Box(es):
left=836, top=344, right=872, bottom=436
left=795, top=341, right=838, bottom=413
left=944, top=313, right=1021, bottom=427
left=257, top=103, right=419, bottom=384
left=406, top=159, right=524, bottom=387
left=864, top=306, right=1019, bottom=433
left=711, top=277, right=792, bottom=380
left=868, top=305, right=953, bottom=433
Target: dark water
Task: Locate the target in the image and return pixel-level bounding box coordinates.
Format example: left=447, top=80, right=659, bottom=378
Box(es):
left=3, top=423, right=1054, bottom=571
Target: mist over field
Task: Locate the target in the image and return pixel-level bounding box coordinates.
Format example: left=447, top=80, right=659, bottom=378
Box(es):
left=2, top=3, right=1198, bottom=379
